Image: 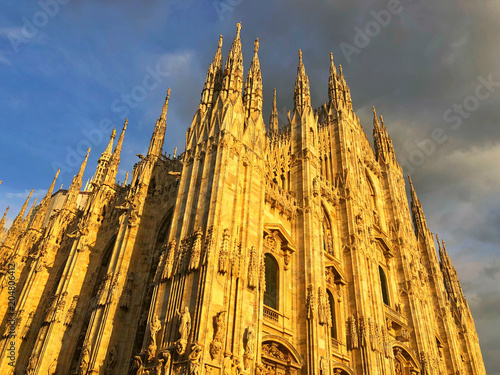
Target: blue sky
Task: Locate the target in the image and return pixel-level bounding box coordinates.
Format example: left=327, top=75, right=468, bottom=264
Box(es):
left=1, top=0, right=499, bottom=372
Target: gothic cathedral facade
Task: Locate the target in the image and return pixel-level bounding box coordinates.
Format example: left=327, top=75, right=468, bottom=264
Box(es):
left=0, top=24, right=486, bottom=375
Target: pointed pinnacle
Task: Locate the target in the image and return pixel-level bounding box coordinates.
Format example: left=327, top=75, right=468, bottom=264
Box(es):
left=329, top=52, right=337, bottom=74
left=218, top=34, right=223, bottom=49
left=254, top=38, right=259, bottom=54
left=436, top=234, right=442, bottom=250
left=1, top=206, right=9, bottom=220
left=160, top=88, right=171, bottom=121
left=299, top=49, right=303, bottom=65
left=26, top=198, right=37, bottom=219
left=236, top=22, right=242, bottom=38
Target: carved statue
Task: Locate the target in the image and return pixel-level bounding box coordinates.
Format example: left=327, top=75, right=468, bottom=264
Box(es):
left=319, top=356, right=328, bottom=375
left=248, top=247, right=258, bottom=289
left=21, top=311, right=34, bottom=339
left=55, top=292, right=68, bottom=322
left=188, top=342, right=203, bottom=375
left=120, top=274, right=135, bottom=310
left=189, top=228, right=203, bottom=272
left=209, top=310, right=225, bottom=359
left=162, top=240, right=176, bottom=280
left=150, top=315, right=162, bottom=347
left=44, top=293, right=59, bottom=324
left=80, top=343, right=91, bottom=374
left=318, top=287, right=327, bottom=325
left=64, top=295, right=79, bottom=326
left=245, top=324, right=255, bottom=355
left=177, top=307, right=191, bottom=341
left=306, top=284, right=315, bottom=320
left=105, top=346, right=118, bottom=375
left=219, top=229, right=231, bottom=274
left=223, top=353, right=233, bottom=375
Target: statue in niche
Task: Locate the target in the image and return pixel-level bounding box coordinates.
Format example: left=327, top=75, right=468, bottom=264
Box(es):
left=210, top=310, right=225, bottom=359
left=177, top=307, right=191, bottom=341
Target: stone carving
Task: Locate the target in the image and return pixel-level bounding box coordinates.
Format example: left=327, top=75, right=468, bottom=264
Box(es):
left=188, top=342, right=203, bottom=375
left=26, top=354, right=38, bottom=375
left=178, top=237, right=192, bottom=275
left=319, top=356, right=328, bottom=375
left=80, top=342, right=91, bottom=374
left=64, top=295, right=79, bottom=326
left=360, top=316, right=368, bottom=348
left=202, top=226, right=214, bottom=265
left=223, top=353, right=233, bottom=375
left=243, top=323, right=255, bottom=369
left=97, top=274, right=112, bottom=307
left=108, top=272, right=120, bottom=304
left=306, top=284, right=315, bottom=320
left=219, top=229, right=230, bottom=274
left=210, top=311, right=225, bottom=360
left=232, top=241, right=243, bottom=278
left=120, top=274, right=135, bottom=310
left=188, top=228, right=203, bottom=272
left=129, top=355, right=143, bottom=375
left=349, top=315, right=359, bottom=350
left=318, top=287, right=327, bottom=325
left=175, top=307, right=191, bottom=355
left=104, top=345, right=118, bottom=375
left=284, top=250, right=291, bottom=270
left=21, top=311, right=35, bottom=339
left=262, top=343, right=286, bottom=360
left=248, top=246, right=258, bottom=289
left=43, top=293, right=59, bottom=324
left=162, top=240, right=176, bottom=280
left=148, top=315, right=162, bottom=360
left=56, top=291, right=68, bottom=322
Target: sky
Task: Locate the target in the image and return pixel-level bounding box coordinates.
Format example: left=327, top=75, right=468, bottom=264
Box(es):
left=1, top=0, right=499, bottom=372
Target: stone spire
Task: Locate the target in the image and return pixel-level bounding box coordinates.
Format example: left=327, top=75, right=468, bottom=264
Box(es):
left=328, top=52, right=339, bottom=105
left=200, top=35, right=224, bottom=111
left=372, top=107, right=396, bottom=164
left=64, top=148, right=90, bottom=211
left=294, top=50, right=311, bottom=114
left=408, top=175, right=428, bottom=239
left=147, top=89, right=170, bottom=159
left=105, top=119, right=127, bottom=185
left=243, top=38, right=263, bottom=118
left=11, top=189, right=33, bottom=230
left=29, top=169, right=59, bottom=231
left=123, top=171, right=129, bottom=187
left=22, top=198, right=37, bottom=231
left=0, top=207, right=9, bottom=234
left=269, top=87, right=279, bottom=133
left=92, top=129, right=116, bottom=188
left=221, top=22, right=244, bottom=100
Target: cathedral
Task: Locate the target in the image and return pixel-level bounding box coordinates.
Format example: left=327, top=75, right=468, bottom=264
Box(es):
left=0, top=23, right=486, bottom=375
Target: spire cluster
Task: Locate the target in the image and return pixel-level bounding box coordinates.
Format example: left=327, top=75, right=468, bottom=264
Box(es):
left=372, top=106, right=396, bottom=164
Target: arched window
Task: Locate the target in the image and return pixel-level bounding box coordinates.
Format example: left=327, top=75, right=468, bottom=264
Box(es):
left=264, top=254, right=279, bottom=310
left=327, top=289, right=337, bottom=339
left=379, top=266, right=390, bottom=306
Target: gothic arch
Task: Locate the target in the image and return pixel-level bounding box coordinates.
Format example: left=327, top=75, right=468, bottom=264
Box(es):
left=261, top=335, right=303, bottom=367
left=390, top=341, right=421, bottom=372
left=155, top=209, right=174, bottom=246
left=331, top=362, right=355, bottom=375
